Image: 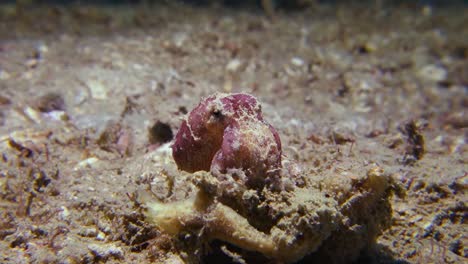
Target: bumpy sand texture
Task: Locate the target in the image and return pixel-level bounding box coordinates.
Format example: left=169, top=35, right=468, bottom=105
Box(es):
left=141, top=147, right=393, bottom=263
left=0, top=2, right=466, bottom=263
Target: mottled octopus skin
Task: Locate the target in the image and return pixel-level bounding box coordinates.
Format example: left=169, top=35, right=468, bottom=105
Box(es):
left=172, top=93, right=281, bottom=179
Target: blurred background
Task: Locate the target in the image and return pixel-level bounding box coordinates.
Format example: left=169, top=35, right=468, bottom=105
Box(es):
left=3, top=0, right=468, bottom=8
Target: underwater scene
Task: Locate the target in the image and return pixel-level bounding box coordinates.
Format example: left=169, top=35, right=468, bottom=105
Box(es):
left=0, top=0, right=466, bottom=263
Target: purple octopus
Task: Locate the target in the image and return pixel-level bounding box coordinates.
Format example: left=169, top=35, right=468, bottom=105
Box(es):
left=172, top=93, right=282, bottom=181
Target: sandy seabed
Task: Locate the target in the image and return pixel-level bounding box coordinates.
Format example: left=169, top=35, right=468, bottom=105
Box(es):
left=0, top=2, right=466, bottom=263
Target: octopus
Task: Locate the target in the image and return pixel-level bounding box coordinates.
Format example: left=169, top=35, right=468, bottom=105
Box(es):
left=172, top=93, right=282, bottom=186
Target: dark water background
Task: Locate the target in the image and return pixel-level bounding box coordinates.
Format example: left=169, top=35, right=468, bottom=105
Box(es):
left=3, top=0, right=468, bottom=7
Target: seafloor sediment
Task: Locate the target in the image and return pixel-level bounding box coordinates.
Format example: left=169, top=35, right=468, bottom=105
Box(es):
left=0, top=2, right=466, bottom=263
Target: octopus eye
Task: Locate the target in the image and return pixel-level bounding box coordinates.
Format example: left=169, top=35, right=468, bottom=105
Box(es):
left=211, top=109, right=223, bottom=119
